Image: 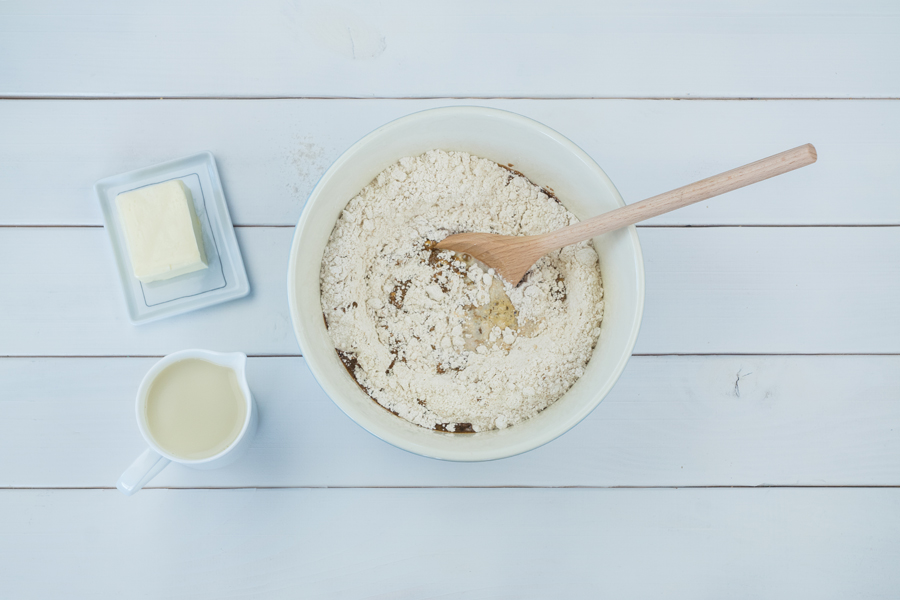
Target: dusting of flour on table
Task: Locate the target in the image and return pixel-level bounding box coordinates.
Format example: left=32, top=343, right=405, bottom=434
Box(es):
left=320, top=150, right=603, bottom=432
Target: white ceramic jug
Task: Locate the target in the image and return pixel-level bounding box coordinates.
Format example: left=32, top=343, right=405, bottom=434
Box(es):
left=116, top=349, right=258, bottom=496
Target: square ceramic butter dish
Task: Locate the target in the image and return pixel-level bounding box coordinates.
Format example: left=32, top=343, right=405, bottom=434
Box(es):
left=95, top=152, right=250, bottom=324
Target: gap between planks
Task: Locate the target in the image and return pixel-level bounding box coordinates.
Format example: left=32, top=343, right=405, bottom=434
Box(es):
left=3, top=353, right=899, bottom=359
left=3, top=224, right=899, bottom=229
left=3, top=485, right=900, bottom=490
left=2, top=96, right=900, bottom=101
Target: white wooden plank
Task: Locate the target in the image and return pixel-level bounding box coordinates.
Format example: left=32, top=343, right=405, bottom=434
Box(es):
left=0, top=228, right=296, bottom=356
left=1, top=99, right=898, bottom=226
left=2, top=356, right=899, bottom=488
left=637, top=226, right=900, bottom=354
left=1, top=227, right=898, bottom=355
left=1, top=1, right=899, bottom=98
left=1, top=488, right=898, bottom=598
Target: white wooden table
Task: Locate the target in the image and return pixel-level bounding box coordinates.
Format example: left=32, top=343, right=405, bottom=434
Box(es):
left=3, top=1, right=900, bottom=597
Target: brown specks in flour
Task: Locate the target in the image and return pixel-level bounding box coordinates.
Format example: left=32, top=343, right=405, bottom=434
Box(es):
left=320, top=150, right=604, bottom=432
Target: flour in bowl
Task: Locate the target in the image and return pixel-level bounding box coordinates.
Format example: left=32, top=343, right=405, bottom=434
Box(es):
left=320, top=150, right=603, bottom=432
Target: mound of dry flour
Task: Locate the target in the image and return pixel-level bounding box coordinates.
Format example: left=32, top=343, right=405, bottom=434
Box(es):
left=320, top=150, right=603, bottom=432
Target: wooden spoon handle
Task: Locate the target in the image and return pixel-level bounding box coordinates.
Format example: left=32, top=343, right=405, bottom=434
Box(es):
left=538, top=143, right=817, bottom=251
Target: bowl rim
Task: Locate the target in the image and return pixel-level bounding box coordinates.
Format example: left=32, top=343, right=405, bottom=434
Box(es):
left=287, top=105, right=645, bottom=461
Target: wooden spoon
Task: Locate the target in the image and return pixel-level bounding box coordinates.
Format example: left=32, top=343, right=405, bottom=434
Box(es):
left=436, top=143, right=817, bottom=284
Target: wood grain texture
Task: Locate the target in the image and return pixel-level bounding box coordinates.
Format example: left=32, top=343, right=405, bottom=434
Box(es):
left=2, top=356, right=899, bottom=488
left=1, top=227, right=898, bottom=356
left=2, top=488, right=898, bottom=599
left=0, top=99, right=897, bottom=226
left=1, top=0, right=899, bottom=98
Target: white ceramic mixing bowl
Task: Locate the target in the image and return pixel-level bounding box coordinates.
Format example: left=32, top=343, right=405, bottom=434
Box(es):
left=288, top=106, right=644, bottom=461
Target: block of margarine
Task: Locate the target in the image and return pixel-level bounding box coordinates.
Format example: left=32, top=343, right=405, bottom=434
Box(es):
left=116, top=180, right=208, bottom=283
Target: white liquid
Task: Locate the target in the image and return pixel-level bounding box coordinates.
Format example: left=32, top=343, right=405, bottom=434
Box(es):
left=145, top=359, right=247, bottom=460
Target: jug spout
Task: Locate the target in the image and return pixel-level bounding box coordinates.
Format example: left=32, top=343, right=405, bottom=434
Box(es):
left=197, top=350, right=248, bottom=383
left=155, top=349, right=250, bottom=392
left=217, top=352, right=250, bottom=402
left=224, top=352, right=248, bottom=380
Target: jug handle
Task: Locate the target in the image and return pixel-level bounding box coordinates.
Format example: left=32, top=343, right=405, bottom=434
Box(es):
left=116, top=448, right=170, bottom=496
